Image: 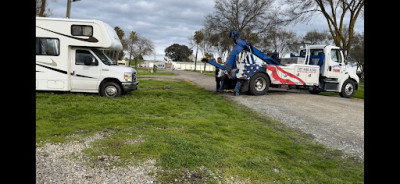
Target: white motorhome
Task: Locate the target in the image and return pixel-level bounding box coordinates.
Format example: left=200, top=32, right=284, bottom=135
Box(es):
left=36, top=17, right=138, bottom=97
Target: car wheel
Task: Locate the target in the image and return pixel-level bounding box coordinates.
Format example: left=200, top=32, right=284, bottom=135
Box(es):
left=100, top=81, right=122, bottom=97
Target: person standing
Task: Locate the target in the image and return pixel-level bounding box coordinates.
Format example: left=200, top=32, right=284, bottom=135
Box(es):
left=215, top=57, right=223, bottom=92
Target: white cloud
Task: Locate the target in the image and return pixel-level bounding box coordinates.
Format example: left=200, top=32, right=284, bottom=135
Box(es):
left=45, top=0, right=363, bottom=60
left=112, top=3, right=131, bottom=13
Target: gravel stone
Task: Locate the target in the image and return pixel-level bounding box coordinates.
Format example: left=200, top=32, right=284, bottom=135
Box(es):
left=36, top=133, right=158, bottom=183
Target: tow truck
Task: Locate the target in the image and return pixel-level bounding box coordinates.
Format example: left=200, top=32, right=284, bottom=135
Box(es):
left=201, top=30, right=359, bottom=98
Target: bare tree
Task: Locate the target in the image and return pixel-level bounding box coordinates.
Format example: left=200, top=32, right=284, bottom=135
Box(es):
left=127, top=34, right=154, bottom=69
left=125, top=31, right=139, bottom=67
left=348, top=31, right=364, bottom=79
left=258, top=27, right=299, bottom=57
left=36, top=0, right=52, bottom=17
left=204, top=0, right=281, bottom=44
left=303, top=29, right=332, bottom=45
left=282, top=0, right=364, bottom=60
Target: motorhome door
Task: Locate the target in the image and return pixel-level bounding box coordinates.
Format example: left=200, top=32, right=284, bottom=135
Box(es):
left=70, top=48, right=101, bottom=92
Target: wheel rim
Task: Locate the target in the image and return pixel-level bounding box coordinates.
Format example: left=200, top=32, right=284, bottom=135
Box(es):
left=105, top=86, right=118, bottom=97
left=344, top=83, right=353, bottom=96
left=254, top=77, right=266, bottom=91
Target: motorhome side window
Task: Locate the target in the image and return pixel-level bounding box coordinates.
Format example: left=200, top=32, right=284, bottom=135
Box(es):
left=36, top=38, right=60, bottom=56
left=71, top=25, right=93, bottom=36
left=330, top=49, right=342, bottom=63
left=75, top=50, right=98, bottom=66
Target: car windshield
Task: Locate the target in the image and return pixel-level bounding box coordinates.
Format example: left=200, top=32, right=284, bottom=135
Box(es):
left=91, top=49, right=117, bottom=65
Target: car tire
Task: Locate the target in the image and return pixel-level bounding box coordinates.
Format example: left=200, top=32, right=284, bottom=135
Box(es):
left=100, top=81, right=122, bottom=97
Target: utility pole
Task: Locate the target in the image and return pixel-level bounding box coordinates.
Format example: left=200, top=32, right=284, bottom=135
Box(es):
left=66, top=0, right=81, bottom=18
left=128, top=46, right=133, bottom=67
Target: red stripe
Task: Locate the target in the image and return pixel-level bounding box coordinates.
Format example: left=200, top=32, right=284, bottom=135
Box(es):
left=267, top=66, right=296, bottom=85
left=276, top=66, right=305, bottom=85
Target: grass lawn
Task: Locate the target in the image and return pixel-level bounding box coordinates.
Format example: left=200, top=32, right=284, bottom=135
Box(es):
left=136, top=68, right=176, bottom=76
left=36, top=80, right=363, bottom=183
left=185, top=69, right=215, bottom=77
left=137, top=72, right=176, bottom=76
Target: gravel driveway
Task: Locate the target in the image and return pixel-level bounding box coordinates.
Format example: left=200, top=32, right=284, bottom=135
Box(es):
left=173, top=70, right=364, bottom=159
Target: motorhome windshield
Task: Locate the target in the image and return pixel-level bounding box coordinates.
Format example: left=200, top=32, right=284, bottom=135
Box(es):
left=92, top=49, right=116, bottom=65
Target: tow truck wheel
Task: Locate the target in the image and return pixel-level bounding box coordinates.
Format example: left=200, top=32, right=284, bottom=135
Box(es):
left=249, top=73, right=270, bottom=95
left=340, top=79, right=355, bottom=98
left=100, top=81, right=122, bottom=97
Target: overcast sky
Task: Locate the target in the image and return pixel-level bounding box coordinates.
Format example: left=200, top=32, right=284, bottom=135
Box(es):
left=46, top=0, right=364, bottom=60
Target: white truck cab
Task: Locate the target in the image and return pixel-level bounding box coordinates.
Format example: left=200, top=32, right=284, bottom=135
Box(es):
left=36, top=17, right=138, bottom=97
left=284, top=45, right=359, bottom=97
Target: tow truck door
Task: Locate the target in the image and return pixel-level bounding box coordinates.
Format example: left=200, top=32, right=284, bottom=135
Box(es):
left=324, top=48, right=344, bottom=79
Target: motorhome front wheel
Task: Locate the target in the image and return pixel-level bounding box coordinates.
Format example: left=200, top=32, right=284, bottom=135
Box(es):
left=100, top=81, right=122, bottom=97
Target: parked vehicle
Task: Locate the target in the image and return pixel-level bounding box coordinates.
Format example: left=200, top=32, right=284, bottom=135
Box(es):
left=36, top=17, right=138, bottom=97
left=202, top=30, right=359, bottom=98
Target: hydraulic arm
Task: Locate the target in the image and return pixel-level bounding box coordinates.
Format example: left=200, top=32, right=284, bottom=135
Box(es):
left=201, top=30, right=281, bottom=96
left=202, top=30, right=280, bottom=76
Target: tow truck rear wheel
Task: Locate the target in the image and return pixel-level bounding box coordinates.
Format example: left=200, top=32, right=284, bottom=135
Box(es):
left=340, top=79, right=355, bottom=98
left=249, top=73, right=270, bottom=95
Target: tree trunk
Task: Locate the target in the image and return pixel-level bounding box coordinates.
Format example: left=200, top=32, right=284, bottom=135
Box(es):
left=194, top=47, right=198, bottom=71
left=39, top=0, right=46, bottom=17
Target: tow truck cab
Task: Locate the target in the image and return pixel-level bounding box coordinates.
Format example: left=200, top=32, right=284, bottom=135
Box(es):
left=295, top=45, right=360, bottom=97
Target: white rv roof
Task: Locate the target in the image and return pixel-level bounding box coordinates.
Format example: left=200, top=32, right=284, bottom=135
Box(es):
left=36, top=17, right=100, bottom=23
left=36, top=17, right=122, bottom=50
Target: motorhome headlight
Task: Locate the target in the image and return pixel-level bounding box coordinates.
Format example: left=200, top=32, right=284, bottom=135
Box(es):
left=124, top=72, right=132, bottom=82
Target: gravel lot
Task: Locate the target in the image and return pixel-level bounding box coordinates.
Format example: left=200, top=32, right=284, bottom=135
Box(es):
left=36, top=133, right=158, bottom=183
left=173, top=70, right=364, bottom=159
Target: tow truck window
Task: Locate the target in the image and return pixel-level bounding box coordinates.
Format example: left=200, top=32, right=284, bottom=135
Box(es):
left=310, top=49, right=323, bottom=56
left=299, top=49, right=323, bottom=56
left=330, top=49, right=342, bottom=63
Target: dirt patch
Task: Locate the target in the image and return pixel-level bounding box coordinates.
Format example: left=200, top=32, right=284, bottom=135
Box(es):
left=36, top=133, right=158, bottom=183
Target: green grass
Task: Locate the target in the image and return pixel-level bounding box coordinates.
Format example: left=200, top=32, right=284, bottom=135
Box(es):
left=184, top=69, right=215, bottom=77
left=137, top=72, right=176, bottom=76
left=136, top=68, right=176, bottom=76
left=36, top=80, right=363, bottom=183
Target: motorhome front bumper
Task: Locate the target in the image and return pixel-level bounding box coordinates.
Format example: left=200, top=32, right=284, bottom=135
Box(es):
left=122, top=81, right=139, bottom=92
